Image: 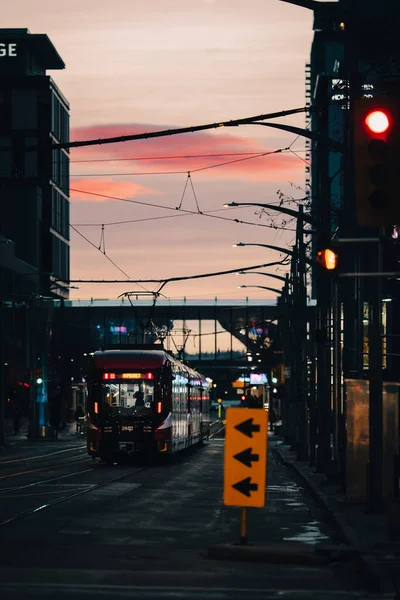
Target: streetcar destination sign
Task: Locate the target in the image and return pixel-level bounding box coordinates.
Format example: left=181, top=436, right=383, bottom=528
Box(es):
left=223, top=408, right=268, bottom=507
left=0, top=43, right=17, bottom=57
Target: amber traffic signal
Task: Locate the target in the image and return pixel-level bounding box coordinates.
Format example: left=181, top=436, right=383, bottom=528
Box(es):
left=353, top=96, right=400, bottom=226
left=316, top=248, right=338, bottom=270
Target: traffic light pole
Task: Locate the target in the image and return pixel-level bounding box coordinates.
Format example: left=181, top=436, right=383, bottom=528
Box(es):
left=315, top=75, right=332, bottom=474
left=367, top=232, right=384, bottom=512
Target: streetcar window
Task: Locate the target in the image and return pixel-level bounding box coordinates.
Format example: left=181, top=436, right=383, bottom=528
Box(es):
left=102, top=379, right=155, bottom=413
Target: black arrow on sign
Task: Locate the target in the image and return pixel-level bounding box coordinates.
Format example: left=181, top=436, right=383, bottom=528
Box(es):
left=234, top=418, right=260, bottom=438
left=233, top=447, right=259, bottom=468
left=232, top=477, right=258, bottom=498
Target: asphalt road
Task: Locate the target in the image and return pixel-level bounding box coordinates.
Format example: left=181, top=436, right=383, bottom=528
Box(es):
left=0, top=425, right=372, bottom=600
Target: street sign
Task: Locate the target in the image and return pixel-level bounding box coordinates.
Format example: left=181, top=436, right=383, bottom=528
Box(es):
left=224, top=408, right=268, bottom=508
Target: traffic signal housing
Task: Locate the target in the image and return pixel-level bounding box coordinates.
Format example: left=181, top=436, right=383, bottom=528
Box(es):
left=353, top=96, right=400, bottom=227
left=316, top=248, right=339, bottom=271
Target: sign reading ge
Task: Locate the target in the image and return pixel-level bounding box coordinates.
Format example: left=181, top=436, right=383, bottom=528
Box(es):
left=0, top=43, right=17, bottom=57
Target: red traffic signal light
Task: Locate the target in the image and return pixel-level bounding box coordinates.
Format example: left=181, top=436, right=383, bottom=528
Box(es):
left=316, top=249, right=338, bottom=271
left=353, top=97, right=400, bottom=227
left=365, top=110, right=390, bottom=134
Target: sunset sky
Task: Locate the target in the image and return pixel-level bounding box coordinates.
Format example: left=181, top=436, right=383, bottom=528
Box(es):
left=5, top=0, right=316, bottom=302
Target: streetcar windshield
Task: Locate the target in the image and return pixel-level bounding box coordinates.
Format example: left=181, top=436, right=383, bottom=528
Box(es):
left=102, top=380, right=155, bottom=414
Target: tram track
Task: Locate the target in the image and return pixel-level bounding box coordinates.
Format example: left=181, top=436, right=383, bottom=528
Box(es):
left=0, top=444, right=87, bottom=466
left=0, top=423, right=225, bottom=530
left=0, top=458, right=92, bottom=488
left=0, top=463, right=150, bottom=529
left=0, top=457, right=92, bottom=484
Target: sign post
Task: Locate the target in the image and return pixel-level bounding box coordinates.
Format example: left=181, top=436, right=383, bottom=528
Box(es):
left=217, top=398, right=222, bottom=419
left=223, top=408, right=268, bottom=544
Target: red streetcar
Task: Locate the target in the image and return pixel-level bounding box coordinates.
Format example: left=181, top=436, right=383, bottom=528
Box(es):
left=86, top=346, right=211, bottom=462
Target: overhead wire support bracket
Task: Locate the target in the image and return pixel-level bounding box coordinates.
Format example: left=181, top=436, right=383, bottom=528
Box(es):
left=49, top=107, right=311, bottom=151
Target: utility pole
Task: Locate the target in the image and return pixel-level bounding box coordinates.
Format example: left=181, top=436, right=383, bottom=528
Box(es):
left=277, top=275, right=290, bottom=440
left=296, top=205, right=309, bottom=460
left=287, top=252, right=298, bottom=449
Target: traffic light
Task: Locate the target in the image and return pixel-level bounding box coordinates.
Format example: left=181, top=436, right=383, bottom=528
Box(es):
left=316, top=248, right=339, bottom=271
left=353, top=95, right=400, bottom=226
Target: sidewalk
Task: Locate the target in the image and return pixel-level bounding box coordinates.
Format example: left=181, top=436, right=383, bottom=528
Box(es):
left=275, top=439, right=400, bottom=595
left=1, top=418, right=83, bottom=456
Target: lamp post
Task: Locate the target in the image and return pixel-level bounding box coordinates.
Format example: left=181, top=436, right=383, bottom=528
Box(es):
left=231, top=204, right=310, bottom=460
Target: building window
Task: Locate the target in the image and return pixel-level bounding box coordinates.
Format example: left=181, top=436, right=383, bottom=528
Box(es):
left=12, top=90, right=38, bottom=130
left=52, top=235, right=70, bottom=282
left=24, top=137, right=38, bottom=177
left=52, top=188, right=70, bottom=241
left=51, top=92, right=69, bottom=144
left=52, top=149, right=69, bottom=194
left=0, top=137, right=11, bottom=176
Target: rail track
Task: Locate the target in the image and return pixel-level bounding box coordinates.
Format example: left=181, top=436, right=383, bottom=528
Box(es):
left=0, top=423, right=225, bottom=529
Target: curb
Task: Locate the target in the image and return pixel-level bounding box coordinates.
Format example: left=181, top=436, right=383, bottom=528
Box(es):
left=274, top=444, right=393, bottom=594
left=208, top=543, right=329, bottom=565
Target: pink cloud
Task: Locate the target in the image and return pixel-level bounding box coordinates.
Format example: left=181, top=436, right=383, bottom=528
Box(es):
left=70, top=123, right=304, bottom=182
left=70, top=179, right=160, bottom=202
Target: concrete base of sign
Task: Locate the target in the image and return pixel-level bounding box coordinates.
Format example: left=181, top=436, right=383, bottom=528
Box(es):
left=207, top=542, right=330, bottom=565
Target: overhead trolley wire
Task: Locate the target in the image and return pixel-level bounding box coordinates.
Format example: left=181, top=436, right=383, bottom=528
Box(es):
left=69, top=187, right=298, bottom=232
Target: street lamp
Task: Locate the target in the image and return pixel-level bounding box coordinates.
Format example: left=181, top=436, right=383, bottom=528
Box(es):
left=233, top=242, right=292, bottom=254
left=224, top=201, right=314, bottom=225
left=238, top=285, right=282, bottom=294
left=233, top=242, right=312, bottom=267
left=236, top=271, right=287, bottom=283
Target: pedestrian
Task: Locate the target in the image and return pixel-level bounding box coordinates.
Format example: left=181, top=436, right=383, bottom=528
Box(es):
left=49, top=387, right=62, bottom=439
left=74, top=404, right=84, bottom=433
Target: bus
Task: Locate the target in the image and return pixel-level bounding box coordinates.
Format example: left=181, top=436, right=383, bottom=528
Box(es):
left=86, top=346, right=211, bottom=462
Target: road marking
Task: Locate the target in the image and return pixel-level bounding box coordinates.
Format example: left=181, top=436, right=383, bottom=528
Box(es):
left=0, top=458, right=91, bottom=481
left=0, top=468, right=95, bottom=493
left=0, top=582, right=366, bottom=598
left=0, top=445, right=86, bottom=465
left=59, top=529, right=91, bottom=535
left=0, top=486, right=96, bottom=499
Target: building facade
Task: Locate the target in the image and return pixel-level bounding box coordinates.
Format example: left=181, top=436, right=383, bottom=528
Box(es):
left=0, top=28, right=70, bottom=298
left=0, top=29, right=70, bottom=439
left=306, top=2, right=400, bottom=502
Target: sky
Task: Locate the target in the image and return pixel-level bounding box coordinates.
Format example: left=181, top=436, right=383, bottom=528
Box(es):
left=5, top=0, right=317, bottom=302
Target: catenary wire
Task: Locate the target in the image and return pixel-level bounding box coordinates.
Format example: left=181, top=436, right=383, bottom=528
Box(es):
left=71, top=202, right=301, bottom=228
left=53, top=208, right=151, bottom=292
left=70, top=187, right=299, bottom=232
left=70, top=151, right=284, bottom=163
left=69, top=148, right=288, bottom=177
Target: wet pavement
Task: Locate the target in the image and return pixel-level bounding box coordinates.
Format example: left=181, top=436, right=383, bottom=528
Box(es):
left=276, top=440, right=400, bottom=595
left=0, top=432, right=370, bottom=599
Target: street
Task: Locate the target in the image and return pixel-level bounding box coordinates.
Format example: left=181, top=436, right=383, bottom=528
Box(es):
left=0, top=429, right=369, bottom=600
